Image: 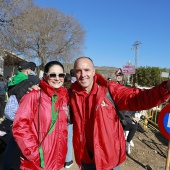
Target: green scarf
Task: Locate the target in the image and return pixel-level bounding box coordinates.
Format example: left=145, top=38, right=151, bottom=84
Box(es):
left=39, top=94, right=59, bottom=168
left=8, top=71, right=28, bottom=86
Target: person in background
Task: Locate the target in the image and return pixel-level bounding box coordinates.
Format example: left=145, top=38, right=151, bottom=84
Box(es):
left=70, top=57, right=170, bottom=170
left=119, top=110, right=139, bottom=154
left=0, top=76, right=7, bottom=122
left=64, top=69, right=76, bottom=169
left=12, top=61, right=69, bottom=170
left=70, top=69, right=76, bottom=83
left=28, top=62, right=40, bottom=85
left=2, top=61, right=39, bottom=170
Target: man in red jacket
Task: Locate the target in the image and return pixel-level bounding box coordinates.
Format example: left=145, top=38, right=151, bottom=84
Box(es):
left=70, top=57, right=170, bottom=170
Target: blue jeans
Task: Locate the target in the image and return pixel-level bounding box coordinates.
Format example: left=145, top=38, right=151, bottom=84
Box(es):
left=82, top=163, right=120, bottom=170
left=65, top=124, right=73, bottom=162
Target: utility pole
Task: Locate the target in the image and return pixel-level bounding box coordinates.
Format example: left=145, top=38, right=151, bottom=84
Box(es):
left=132, top=41, right=142, bottom=84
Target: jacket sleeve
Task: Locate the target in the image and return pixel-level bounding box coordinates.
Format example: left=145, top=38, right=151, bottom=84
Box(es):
left=8, top=79, right=34, bottom=102
left=109, top=81, right=170, bottom=111
left=12, top=91, right=39, bottom=162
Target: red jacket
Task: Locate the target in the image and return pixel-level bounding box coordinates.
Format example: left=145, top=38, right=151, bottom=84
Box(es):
left=12, top=80, right=69, bottom=170
left=70, top=73, right=170, bottom=170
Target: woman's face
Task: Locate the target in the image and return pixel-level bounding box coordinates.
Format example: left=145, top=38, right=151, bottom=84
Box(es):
left=44, top=65, right=65, bottom=89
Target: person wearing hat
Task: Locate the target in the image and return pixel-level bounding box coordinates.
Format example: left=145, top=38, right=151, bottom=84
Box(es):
left=2, top=60, right=40, bottom=170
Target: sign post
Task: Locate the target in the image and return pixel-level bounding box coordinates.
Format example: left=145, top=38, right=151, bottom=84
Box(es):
left=158, top=104, right=170, bottom=170
left=122, top=64, right=136, bottom=85
left=166, top=141, right=170, bottom=170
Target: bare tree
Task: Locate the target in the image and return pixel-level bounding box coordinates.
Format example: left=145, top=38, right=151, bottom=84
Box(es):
left=0, top=0, right=34, bottom=53
left=7, top=7, right=85, bottom=68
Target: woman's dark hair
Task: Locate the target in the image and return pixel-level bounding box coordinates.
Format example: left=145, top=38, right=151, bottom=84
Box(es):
left=44, top=61, right=64, bottom=73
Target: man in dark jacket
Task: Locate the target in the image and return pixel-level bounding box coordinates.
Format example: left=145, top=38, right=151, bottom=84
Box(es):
left=2, top=61, right=40, bottom=170
left=70, top=57, right=170, bottom=170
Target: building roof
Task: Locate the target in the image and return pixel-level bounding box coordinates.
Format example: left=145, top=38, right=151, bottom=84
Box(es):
left=3, top=51, right=26, bottom=66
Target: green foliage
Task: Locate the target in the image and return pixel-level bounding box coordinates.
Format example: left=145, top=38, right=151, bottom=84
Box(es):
left=131, top=66, right=168, bottom=87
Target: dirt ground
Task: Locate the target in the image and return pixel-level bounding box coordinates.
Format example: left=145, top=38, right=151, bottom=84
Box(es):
left=62, top=124, right=168, bottom=170
left=120, top=126, right=168, bottom=170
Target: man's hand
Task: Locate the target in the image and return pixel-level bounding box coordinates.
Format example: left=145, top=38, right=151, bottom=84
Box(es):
left=27, top=84, right=40, bottom=93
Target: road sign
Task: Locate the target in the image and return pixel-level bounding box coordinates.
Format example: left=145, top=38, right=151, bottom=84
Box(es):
left=115, top=68, right=123, bottom=76
left=122, top=65, right=135, bottom=74
left=161, top=72, right=170, bottom=78
left=116, top=76, right=122, bottom=81
left=123, top=65, right=135, bottom=69
left=122, top=70, right=136, bottom=74
left=158, top=104, right=170, bottom=140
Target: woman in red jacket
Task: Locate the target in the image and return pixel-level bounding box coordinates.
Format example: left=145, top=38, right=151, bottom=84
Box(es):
left=12, top=61, right=69, bottom=170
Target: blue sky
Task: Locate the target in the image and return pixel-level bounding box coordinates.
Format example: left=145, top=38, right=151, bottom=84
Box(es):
left=34, top=0, right=170, bottom=69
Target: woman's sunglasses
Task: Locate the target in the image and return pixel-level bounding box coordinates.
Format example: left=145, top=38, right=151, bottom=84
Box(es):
left=46, top=73, right=66, bottom=79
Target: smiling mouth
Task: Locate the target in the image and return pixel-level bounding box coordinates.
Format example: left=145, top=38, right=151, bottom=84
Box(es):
left=51, top=80, right=61, bottom=84
left=79, top=80, right=87, bottom=84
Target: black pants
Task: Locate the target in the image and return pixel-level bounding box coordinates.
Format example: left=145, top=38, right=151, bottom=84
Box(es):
left=0, top=94, right=5, bottom=118
left=123, top=123, right=138, bottom=142
left=2, top=131, right=21, bottom=170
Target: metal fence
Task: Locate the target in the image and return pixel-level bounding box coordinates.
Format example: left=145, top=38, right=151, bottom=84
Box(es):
left=141, top=102, right=169, bottom=131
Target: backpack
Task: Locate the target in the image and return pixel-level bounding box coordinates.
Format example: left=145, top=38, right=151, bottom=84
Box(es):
left=106, top=90, right=127, bottom=125
left=4, top=95, right=19, bottom=121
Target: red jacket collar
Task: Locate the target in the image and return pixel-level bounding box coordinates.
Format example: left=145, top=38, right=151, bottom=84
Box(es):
left=39, top=80, right=68, bottom=98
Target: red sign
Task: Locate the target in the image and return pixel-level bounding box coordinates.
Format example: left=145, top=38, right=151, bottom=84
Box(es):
left=115, top=68, right=123, bottom=76
left=122, top=65, right=135, bottom=74
left=123, top=65, right=135, bottom=69
left=122, top=70, right=136, bottom=74
left=158, top=104, right=170, bottom=140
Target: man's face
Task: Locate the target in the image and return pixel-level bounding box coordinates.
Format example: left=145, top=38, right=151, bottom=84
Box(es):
left=74, top=58, right=95, bottom=93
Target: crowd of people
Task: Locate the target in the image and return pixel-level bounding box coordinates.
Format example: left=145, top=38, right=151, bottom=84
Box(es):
left=0, top=57, right=170, bottom=170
